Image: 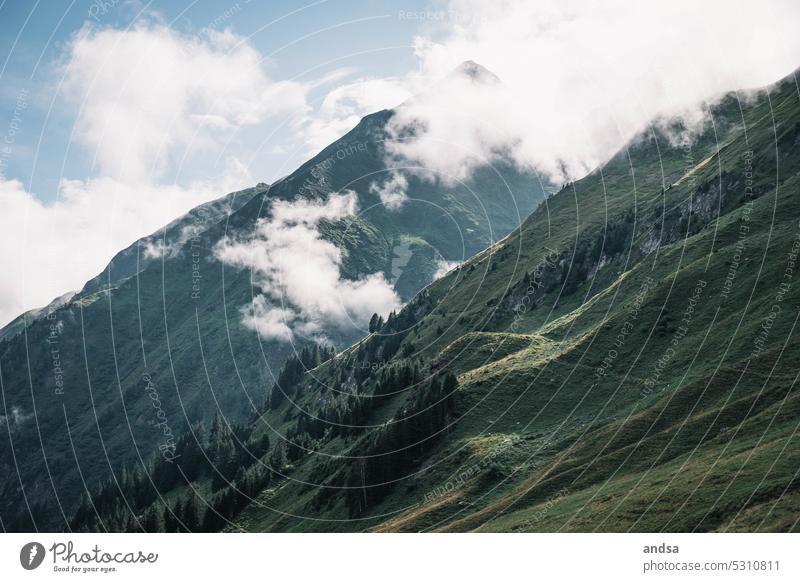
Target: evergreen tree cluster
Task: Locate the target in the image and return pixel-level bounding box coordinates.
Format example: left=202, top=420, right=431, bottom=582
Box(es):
left=372, top=361, right=422, bottom=398
left=359, top=302, right=423, bottom=369
left=267, top=344, right=336, bottom=410
left=69, top=416, right=274, bottom=532
left=346, top=373, right=459, bottom=516
left=286, top=359, right=425, bottom=464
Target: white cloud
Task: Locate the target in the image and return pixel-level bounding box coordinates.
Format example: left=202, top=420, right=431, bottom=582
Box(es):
left=240, top=297, right=297, bottom=344
left=384, top=0, right=800, bottom=183
left=142, top=224, right=204, bottom=259
left=434, top=258, right=461, bottom=280
left=299, top=77, right=413, bottom=155
left=0, top=158, right=251, bottom=325
left=369, top=171, right=409, bottom=210
left=214, top=192, right=400, bottom=342
left=63, top=22, right=308, bottom=183
left=0, top=22, right=310, bottom=326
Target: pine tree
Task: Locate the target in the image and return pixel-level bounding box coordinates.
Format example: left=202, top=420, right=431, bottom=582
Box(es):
left=181, top=493, right=200, bottom=533
left=254, top=432, right=271, bottom=457
left=168, top=498, right=183, bottom=533
left=269, top=441, right=287, bottom=469
left=368, top=313, right=380, bottom=332
left=268, top=383, right=286, bottom=410
left=142, top=504, right=164, bottom=532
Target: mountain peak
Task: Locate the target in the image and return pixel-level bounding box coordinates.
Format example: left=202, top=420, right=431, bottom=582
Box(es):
left=452, top=60, right=501, bottom=84
left=398, top=60, right=501, bottom=109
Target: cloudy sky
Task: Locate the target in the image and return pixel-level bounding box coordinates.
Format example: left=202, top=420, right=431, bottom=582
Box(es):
left=0, top=0, right=799, bottom=326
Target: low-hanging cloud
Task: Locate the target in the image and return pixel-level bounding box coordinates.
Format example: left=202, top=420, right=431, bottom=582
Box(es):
left=384, top=0, right=800, bottom=183
left=214, top=192, right=400, bottom=342
left=369, top=171, right=409, bottom=210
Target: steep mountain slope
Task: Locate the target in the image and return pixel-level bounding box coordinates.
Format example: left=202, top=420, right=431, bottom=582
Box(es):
left=77, top=187, right=266, bottom=298
left=0, top=67, right=549, bottom=531
left=199, top=69, right=799, bottom=533
left=0, top=291, right=77, bottom=343
left=1, top=188, right=262, bottom=344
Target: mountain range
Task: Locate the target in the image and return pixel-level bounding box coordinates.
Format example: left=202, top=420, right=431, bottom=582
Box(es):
left=2, top=63, right=799, bottom=533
